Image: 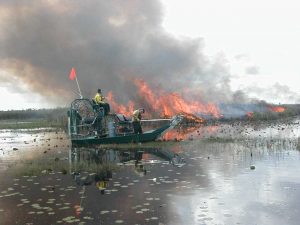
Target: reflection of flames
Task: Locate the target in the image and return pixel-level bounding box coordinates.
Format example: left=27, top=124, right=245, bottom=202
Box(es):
left=74, top=204, right=82, bottom=216
left=163, top=128, right=197, bottom=141
left=162, top=125, right=219, bottom=141
left=142, top=153, right=150, bottom=160
left=246, top=112, right=254, bottom=118
left=268, top=105, right=285, bottom=113
left=106, top=78, right=220, bottom=119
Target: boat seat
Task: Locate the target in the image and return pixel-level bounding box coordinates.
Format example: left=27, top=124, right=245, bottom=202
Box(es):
left=116, top=114, right=130, bottom=124
left=115, top=114, right=134, bottom=134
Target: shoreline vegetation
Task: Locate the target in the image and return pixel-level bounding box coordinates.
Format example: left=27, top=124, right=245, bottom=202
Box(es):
left=1, top=105, right=300, bottom=130
left=0, top=108, right=68, bottom=130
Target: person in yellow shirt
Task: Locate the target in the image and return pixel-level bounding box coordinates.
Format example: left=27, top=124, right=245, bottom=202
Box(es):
left=132, top=108, right=145, bottom=134
left=94, top=89, right=105, bottom=104
left=93, top=89, right=110, bottom=115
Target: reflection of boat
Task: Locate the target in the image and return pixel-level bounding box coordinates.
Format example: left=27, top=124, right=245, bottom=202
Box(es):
left=68, top=98, right=183, bottom=145
left=69, top=147, right=185, bottom=186
left=70, top=147, right=185, bottom=166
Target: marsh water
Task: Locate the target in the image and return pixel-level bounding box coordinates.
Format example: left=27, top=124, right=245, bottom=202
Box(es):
left=0, top=118, right=300, bottom=225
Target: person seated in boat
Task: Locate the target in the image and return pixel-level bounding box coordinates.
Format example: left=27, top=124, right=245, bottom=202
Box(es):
left=93, top=89, right=110, bottom=115
left=132, top=108, right=145, bottom=134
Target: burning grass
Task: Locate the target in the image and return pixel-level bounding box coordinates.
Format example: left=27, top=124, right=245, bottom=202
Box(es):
left=107, top=78, right=220, bottom=118
left=246, top=108, right=299, bottom=121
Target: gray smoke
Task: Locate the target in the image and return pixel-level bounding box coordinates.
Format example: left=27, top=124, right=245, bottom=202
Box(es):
left=0, top=0, right=239, bottom=107
left=245, top=83, right=300, bottom=104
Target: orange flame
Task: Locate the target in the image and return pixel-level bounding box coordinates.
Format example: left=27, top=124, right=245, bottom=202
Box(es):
left=162, top=128, right=195, bottom=141
left=268, top=105, right=285, bottom=113
left=134, top=79, right=220, bottom=118
left=162, top=125, right=219, bottom=141
left=106, top=92, right=134, bottom=117
left=106, top=78, right=220, bottom=119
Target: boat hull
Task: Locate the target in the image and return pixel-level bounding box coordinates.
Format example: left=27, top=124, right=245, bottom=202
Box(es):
left=71, top=124, right=169, bottom=145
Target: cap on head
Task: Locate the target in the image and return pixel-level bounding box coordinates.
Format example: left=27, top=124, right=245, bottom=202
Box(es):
left=139, top=108, right=145, bottom=113
left=97, top=89, right=102, bottom=93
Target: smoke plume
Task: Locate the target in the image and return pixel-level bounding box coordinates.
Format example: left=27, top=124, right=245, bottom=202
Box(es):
left=0, top=0, right=236, bottom=108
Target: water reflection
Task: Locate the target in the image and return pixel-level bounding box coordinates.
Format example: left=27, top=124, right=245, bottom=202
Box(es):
left=67, top=138, right=300, bottom=225
left=69, top=147, right=186, bottom=189
left=1, top=120, right=300, bottom=225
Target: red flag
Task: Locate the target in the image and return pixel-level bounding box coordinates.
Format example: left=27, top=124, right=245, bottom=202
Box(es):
left=69, top=67, right=76, bottom=80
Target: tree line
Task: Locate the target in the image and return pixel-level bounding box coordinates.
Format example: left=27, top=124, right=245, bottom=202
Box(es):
left=0, top=108, right=68, bottom=121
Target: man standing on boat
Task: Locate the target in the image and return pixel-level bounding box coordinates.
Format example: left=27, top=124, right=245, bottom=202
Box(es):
left=93, top=89, right=110, bottom=115
left=132, top=108, right=145, bottom=134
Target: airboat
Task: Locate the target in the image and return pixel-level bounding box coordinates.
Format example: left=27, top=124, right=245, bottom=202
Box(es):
left=68, top=98, right=183, bottom=146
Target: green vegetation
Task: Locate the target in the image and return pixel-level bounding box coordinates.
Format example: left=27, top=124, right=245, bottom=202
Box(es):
left=0, top=108, right=68, bottom=129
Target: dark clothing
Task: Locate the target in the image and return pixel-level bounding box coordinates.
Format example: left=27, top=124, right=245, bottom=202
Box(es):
left=132, top=121, right=143, bottom=134
left=99, top=103, right=110, bottom=115
left=93, top=102, right=110, bottom=115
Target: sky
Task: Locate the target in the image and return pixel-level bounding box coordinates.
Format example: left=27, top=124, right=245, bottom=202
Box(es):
left=0, top=0, right=299, bottom=110
left=161, top=0, right=300, bottom=103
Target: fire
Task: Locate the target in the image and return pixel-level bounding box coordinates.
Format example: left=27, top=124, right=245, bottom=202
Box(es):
left=162, top=125, right=219, bottom=141
left=182, top=112, right=205, bottom=123
left=163, top=127, right=198, bottom=141
left=106, top=92, right=134, bottom=117
left=268, top=105, right=285, bottom=113
left=106, top=78, right=220, bottom=119
left=134, top=79, right=220, bottom=118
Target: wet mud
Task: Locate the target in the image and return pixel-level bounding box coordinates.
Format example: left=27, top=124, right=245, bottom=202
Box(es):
left=1, top=119, right=300, bottom=225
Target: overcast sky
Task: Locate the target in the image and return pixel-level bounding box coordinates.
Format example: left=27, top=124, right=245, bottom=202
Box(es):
left=0, top=0, right=299, bottom=110
left=161, top=0, right=300, bottom=104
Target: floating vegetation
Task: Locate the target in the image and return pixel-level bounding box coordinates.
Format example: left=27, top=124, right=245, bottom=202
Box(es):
left=62, top=216, right=80, bottom=223
left=1, top=117, right=300, bottom=225
left=100, top=210, right=110, bottom=215
left=59, top=206, right=70, bottom=210
left=83, top=216, right=94, bottom=220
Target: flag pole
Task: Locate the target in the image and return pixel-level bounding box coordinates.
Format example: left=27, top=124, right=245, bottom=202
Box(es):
left=75, top=75, right=83, bottom=99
